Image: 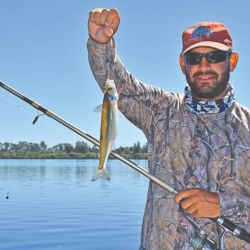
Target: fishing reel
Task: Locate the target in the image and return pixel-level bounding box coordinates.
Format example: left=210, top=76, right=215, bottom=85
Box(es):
left=190, top=230, right=217, bottom=250
left=178, top=206, right=218, bottom=250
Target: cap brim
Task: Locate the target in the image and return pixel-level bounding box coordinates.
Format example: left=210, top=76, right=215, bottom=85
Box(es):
left=182, top=41, right=230, bottom=55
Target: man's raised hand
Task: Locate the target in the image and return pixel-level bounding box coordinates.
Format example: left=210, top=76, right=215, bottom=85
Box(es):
left=88, top=8, right=120, bottom=44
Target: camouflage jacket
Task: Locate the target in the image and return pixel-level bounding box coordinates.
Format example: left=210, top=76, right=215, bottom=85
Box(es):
left=87, top=38, right=250, bottom=250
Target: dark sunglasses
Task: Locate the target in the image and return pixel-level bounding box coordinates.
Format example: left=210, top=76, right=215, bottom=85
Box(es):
left=184, top=50, right=232, bottom=65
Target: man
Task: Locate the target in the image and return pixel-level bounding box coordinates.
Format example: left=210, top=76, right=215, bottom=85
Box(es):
left=87, top=8, right=250, bottom=250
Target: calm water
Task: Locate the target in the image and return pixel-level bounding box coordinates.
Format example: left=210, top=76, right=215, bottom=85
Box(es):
left=0, top=159, right=149, bottom=250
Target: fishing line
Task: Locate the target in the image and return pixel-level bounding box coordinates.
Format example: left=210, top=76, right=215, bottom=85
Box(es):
left=0, top=90, right=83, bottom=151
left=31, top=111, right=91, bottom=147
left=21, top=110, right=43, bottom=159
left=106, top=37, right=113, bottom=81
left=0, top=91, right=33, bottom=117
left=23, top=142, right=33, bottom=159
left=0, top=92, right=41, bottom=158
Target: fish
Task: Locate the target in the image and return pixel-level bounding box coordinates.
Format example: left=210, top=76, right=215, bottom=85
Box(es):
left=91, top=79, right=119, bottom=181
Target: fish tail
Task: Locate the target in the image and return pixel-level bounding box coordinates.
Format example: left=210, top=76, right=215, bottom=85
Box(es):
left=91, top=168, right=110, bottom=181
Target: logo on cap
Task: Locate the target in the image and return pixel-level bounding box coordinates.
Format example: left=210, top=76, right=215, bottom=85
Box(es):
left=191, top=26, right=211, bottom=39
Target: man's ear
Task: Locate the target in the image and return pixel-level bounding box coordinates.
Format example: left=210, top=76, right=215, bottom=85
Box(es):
left=229, top=52, right=239, bottom=72
left=179, top=55, right=186, bottom=74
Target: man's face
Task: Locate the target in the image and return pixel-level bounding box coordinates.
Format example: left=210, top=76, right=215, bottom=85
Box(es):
left=184, top=47, right=231, bottom=100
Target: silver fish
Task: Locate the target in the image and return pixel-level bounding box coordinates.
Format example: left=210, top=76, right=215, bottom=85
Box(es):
left=91, top=79, right=118, bottom=181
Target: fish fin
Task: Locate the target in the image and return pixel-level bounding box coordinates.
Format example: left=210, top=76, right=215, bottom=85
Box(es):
left=93, top=104, right=102, bottom=113
left=91, top=169, right=110, bottom=181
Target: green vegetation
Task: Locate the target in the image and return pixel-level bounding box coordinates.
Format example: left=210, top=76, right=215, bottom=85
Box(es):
left=0, top=141, right=148, bottom=159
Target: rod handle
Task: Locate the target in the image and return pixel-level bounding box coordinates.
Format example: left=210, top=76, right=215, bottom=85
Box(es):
left=211, top=216, right=250, bottom=243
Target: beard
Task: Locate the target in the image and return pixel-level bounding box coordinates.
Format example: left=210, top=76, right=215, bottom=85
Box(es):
left=185, top=65, right=230, bottom=99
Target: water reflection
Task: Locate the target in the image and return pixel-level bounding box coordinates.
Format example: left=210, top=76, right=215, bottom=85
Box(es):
left=0, top=159, right=148, bottom=184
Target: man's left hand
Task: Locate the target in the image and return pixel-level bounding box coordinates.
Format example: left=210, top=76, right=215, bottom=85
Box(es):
left=175, top=188, right=221, bottom=218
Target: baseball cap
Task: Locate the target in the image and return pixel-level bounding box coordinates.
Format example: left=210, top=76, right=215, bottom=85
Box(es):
left=182, top=22, right=233, bottom=55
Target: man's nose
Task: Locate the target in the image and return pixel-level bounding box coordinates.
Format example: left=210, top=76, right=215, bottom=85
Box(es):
left=198, top=56, right=211, bottom=69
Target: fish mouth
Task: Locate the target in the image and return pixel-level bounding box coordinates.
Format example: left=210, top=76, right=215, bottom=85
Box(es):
left=104, top=85, right=113, bottom=93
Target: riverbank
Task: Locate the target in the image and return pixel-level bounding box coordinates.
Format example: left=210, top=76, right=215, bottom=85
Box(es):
left=0, top=141, right=148, bottom=159
left=0, top=151, right=147, bottom=159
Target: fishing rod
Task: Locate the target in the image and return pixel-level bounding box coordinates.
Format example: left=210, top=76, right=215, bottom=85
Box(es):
left=1, top=81, right=249, bottom=249
left=0, top=81, right=176, bottom=194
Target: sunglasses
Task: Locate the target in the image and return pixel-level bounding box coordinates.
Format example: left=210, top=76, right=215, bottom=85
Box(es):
left=184, top=50, right=232, bottom=65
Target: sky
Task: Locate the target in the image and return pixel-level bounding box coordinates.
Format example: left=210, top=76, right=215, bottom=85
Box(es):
left=0, top=0, right=250, bottom=148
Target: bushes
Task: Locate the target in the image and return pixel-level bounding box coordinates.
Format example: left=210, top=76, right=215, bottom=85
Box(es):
left=0, top=141, right=148, bottom=159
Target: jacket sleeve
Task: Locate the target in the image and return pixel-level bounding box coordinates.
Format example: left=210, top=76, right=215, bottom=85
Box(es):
left=218, top=192, right=250, bottom=212
left=218, top=177, right=250, bottom=232
left=87, top=37, right=177, bottom=138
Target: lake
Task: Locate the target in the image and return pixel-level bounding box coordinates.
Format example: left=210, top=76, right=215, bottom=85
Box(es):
left=0, top=159, right=149, bottom=250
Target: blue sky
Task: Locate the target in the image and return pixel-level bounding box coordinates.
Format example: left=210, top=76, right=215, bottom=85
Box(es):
left=0, top=0, right=250, bottom=148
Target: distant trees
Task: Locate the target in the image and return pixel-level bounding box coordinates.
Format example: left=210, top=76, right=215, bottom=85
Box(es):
left=40, top=141, right=47, bottom=151
left=52, top=143, right=74, bottom=153
left=75, top=141, right=89, bottom=154
left=0, top=140, right=148, bottom=159
left=115, top=141, right=148, bottom=159
left=0, top=142, right=11, bottom=151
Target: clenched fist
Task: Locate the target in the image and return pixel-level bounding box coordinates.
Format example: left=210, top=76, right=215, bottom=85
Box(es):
left=88, top=8, right=120, bottom=44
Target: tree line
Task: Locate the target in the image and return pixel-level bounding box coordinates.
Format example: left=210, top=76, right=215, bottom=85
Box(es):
left=0, top=141, right=148, bottom=159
